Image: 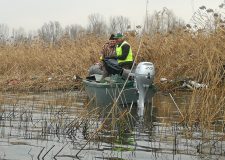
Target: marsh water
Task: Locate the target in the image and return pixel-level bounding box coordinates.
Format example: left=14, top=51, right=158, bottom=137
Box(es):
left=0, top=91, right=224, bottom=160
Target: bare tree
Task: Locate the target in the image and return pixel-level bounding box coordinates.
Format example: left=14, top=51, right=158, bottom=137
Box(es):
left=38, top=21, right=63, bottom=43
left=108, top=16, right=131, bottom=34
left=117, top=16, right=131, bottom=33
left=26, top=30, right=38, bottom=44
left=108, top=16, right=117, bottom=34
left=145, top=8, right=184, bottom=34
left=12, top=27, right=27, bottom=43
left=65, top=24, right=85, bottom=39
left=0, top=24, right=9, bottom=44
left=87, top=13, right=107, bottom=35
left=190, top=4, right=225, bottom=32
left=145, top=11, right=160, bottom=34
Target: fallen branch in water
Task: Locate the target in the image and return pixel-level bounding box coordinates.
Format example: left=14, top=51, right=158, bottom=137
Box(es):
left=42, top=145, right=55, bottom=160
left=53, top=142, right=68, bottom=159
left=169, top=93, right=184, bottom=119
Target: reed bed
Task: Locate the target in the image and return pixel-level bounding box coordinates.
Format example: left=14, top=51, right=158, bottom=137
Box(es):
left=0, top=29, right=224, bottom=91
left=0, top=28, right=225, bottom=137
left=0, top=35, right=105, bottom=91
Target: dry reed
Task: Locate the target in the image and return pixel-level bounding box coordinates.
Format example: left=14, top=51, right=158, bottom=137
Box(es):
left=0, top=28, right=225, bottom=131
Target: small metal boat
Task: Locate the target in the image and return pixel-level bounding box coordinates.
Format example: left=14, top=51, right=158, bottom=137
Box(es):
left=83, top=62, right=156, bottom=116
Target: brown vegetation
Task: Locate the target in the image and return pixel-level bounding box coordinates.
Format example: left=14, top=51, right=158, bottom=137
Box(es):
left=0, top=35, right=104, bottom=91
left=0, top=28, right=225, bottom=154
left=0, top=28, right=224, bottom=129
left=0, top=29, right=224, bottom=92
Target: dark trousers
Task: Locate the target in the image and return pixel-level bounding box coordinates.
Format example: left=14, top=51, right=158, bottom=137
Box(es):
left=119, top=61, right=133, bottom=69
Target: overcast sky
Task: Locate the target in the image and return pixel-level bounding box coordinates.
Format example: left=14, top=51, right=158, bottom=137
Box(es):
left=0, top=0, right=223, bottom=31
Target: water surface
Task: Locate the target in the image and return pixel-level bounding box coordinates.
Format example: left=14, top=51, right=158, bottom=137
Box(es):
left=0, top=91, right=224, bottom=160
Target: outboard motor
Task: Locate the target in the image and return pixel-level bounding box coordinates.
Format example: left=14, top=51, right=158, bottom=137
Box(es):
left=134, top=62, right=155, bottom=116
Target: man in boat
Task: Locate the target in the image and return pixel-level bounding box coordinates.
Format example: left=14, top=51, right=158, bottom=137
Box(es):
left=104, top=33, right=134, bottom=69
left=100, top=34, right=117, bottom=60
left=98, top=34, right=117, bottom=78
left=88, top=34, right=117, bottom=76
left=89, top=33, right=134, bottom=80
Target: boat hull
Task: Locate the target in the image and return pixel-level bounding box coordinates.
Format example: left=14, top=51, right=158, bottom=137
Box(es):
left=83, top=79, right=156, bottom=106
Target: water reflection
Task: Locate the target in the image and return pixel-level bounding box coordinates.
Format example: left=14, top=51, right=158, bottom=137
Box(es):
left=0, top=91, right=224, bottom=160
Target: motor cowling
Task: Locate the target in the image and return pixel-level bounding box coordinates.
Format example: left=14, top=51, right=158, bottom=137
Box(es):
left=134, top=62, right=155, bottom=116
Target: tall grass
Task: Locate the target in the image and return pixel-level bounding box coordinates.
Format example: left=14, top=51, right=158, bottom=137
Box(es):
left=0, top=29, right=225, bottom=157
left=0, top=35, right=105, bottom=91
left=0, top=29, right=224, bottom=90
left=0, top=28, right=224, bottom=127
left=128, top=28, right=225, bottom=130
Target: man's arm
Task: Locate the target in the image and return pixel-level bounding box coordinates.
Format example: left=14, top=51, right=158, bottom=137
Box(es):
left=116, top=44, right=130, bottom=60
left=105, top=44, right=130, bottom=60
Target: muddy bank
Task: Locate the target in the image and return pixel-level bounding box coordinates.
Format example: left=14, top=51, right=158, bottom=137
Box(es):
left=0, top=76, right=83, bottom=92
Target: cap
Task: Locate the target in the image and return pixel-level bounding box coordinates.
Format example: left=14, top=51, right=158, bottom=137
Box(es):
left=109, top=34, right=115, bottom=40
left=114, top=33, right=123, bottom=39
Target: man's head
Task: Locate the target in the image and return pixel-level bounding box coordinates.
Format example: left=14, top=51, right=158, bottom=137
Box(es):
left=114, top=33, right=124, bottom=43
left=108, top=34, right=116, bottom=47
left=109, top=34, right=115, bottom=40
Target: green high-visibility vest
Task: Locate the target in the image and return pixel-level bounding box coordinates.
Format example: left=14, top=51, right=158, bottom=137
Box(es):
left=116, top=41, right=133, bottom=63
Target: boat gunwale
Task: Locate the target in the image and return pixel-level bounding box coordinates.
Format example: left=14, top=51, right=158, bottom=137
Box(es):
left=83, top=79, right=134, bottom=88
